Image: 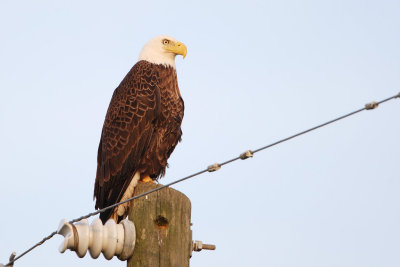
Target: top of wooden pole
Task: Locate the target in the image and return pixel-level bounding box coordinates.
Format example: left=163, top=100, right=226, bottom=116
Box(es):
left=128, top=183, right=192, bottom=267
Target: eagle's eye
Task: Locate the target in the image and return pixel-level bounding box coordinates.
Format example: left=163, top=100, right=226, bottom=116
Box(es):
left=162, top=39, right=170, bottom=45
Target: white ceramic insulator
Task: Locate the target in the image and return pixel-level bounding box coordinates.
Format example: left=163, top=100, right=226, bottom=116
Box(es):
left=57, top=218, right=136, bottom=261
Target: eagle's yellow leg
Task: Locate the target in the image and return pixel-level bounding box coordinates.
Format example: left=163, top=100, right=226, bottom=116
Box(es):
left=141, top=174, right=155, bottom=183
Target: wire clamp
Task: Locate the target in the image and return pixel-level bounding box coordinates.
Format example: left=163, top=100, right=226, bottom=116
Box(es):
left=240, top=150, right=254, bottom=160
left=365, top=101, right=379, bottom=110
left=207, top=163, right=221, bottom=172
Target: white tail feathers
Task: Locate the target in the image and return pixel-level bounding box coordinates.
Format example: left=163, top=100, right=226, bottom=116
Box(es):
left=116, top=172, right=140, bottom=217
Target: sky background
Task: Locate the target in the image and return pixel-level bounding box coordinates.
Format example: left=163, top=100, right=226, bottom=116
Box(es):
left=1, top=0, right=399, bottom=266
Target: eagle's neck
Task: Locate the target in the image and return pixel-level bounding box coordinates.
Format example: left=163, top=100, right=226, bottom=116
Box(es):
left=138, top=47, right=176, bottom=69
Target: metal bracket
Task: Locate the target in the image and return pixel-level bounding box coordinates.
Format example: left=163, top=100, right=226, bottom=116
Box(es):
left=192, top=240, right=216, bottom=252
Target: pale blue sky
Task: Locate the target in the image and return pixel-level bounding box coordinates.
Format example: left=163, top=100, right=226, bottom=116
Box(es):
left=1, top=0, right=399, bottom=266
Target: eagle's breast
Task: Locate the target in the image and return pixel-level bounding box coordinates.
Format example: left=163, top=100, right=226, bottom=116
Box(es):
left=136, top=62, right=184, bottom=178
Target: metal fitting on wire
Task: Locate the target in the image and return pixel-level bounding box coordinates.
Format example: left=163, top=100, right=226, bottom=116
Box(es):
left=365, top=101, right=379, bottom=110
left=240, top=150, right=254, bottom=160
left=207, top=163, right=221, bottom=172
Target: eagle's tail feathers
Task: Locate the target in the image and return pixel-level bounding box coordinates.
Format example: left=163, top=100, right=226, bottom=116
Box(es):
left=105, top=171, right=140, bottom=224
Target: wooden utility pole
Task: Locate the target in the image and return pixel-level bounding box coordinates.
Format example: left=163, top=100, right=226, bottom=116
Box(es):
left=128, top=183, right=192, bottom=267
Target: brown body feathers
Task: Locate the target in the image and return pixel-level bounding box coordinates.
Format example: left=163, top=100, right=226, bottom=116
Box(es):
left=94, top=60, right=184, bottom=222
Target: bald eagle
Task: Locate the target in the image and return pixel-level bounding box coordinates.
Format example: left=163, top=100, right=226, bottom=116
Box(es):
left=94, top=35, right=187, bottom=223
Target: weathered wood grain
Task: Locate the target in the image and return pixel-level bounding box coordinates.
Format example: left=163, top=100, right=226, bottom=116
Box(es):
left=128, top=183, right=191, bottom=267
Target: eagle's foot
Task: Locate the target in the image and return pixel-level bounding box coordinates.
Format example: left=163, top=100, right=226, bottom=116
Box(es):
left=140, top=175, right=155, bottom=183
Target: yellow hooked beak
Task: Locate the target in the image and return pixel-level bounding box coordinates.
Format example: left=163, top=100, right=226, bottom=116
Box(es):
left=165, top=41, right=187, bottom=59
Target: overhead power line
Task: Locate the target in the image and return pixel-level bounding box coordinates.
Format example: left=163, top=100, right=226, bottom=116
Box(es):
left=2, top=92, right=399, bottom=267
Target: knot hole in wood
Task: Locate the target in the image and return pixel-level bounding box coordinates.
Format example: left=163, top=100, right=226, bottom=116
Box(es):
left=154, top=215, right=169, bottom=230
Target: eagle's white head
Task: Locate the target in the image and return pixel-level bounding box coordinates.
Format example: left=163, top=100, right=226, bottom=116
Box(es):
left=138, top=35, right=187, bottom=68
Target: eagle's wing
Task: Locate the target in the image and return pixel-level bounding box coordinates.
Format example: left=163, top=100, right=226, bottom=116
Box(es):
left=94, top=62, right=160, bottom=221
